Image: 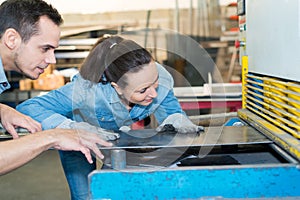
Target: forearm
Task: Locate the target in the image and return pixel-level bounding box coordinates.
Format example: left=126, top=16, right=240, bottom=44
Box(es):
left=0, top=131, right=57, bottom=175
left=16, top=87, right=73, bottom=127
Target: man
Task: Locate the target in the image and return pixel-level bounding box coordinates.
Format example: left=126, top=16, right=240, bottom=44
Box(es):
left=0, top=0, right=112, bottom=174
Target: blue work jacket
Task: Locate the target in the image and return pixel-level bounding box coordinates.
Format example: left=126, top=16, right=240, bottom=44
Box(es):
left=16, top=63, right=184, bottom=131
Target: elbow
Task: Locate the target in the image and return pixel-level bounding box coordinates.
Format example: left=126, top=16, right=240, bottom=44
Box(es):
left=16, top=103, right=30, bottom=114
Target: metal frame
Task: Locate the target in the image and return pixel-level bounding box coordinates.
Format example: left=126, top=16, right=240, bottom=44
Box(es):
left=89, top=164, right=300, bottom=199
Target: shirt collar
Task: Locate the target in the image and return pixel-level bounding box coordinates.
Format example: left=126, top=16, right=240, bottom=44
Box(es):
left=0, top=58, right=11, bottom=94
left=104, top=83, right=122, bottom=104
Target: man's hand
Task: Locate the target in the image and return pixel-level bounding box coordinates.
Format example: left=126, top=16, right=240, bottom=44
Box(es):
left=0, top=104, right=41, bottom=138
left=58, top=120, right=120, bottom=141
left=50, top=129, right=113, bottom=164
left=156, top=113, right=205, bottom=134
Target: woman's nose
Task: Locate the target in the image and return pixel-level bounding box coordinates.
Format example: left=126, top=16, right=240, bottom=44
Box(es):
left=45, top=51, right=56, bottom=64
left=148, top=86, right=158, bottom=98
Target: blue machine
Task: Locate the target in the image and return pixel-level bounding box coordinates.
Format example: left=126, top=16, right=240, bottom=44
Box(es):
left=89, top=165, right=300, bottom=199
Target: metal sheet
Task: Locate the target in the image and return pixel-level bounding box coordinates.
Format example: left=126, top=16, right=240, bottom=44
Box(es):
left=99, top=126, right=271, bottom=150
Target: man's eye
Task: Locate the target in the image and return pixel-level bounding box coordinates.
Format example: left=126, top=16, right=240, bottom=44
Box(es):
left=42, top=47, right=50, bottom=52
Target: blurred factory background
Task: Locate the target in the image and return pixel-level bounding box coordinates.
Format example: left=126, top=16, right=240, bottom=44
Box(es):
left=2, top=0, right=300, bottom=199
left=0, top=1, right=245, bottom=199
left=1, top=0, right=241, bottom=110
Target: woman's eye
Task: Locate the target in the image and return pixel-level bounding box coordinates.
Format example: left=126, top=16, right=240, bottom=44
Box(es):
left=139, top=88, right=147, bottom=94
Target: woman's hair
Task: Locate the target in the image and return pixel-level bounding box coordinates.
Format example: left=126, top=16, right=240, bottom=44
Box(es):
left=0, top=0, right=63, bottom=43
left=80, top=35, right=153, bottom=88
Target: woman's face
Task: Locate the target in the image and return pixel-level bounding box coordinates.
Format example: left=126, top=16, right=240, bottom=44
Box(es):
left=117, top=61, right=159, bottom=106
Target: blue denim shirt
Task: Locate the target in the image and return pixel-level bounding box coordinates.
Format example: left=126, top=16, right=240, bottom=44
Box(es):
left=0, top=58, right=11, bottom=94
left=17, top=63, right=184, bottom=131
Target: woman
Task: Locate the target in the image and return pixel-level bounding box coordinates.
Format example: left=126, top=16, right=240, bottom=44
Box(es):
left=17, top=35, right=203, bottom=200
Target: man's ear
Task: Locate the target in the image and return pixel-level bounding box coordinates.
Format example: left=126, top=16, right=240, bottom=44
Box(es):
left=111, top=82, right=123, bottom=95
left=3, top=28, right=21, bottom=50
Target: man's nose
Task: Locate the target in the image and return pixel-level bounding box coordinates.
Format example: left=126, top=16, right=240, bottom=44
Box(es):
left=45, top=51, right=56, bottom=64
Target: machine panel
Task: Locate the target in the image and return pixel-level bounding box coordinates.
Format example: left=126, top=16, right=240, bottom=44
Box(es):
left=247, top=0, right=300, bottom=81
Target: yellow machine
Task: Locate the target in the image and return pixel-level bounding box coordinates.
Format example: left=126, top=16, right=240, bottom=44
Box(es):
left=237, top=0, right=300, bottom=160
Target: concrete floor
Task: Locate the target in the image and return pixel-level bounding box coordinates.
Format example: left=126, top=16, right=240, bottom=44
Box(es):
left=0, top=150, right=70, bottom=200
left=0, top=148, right=187, bottom=200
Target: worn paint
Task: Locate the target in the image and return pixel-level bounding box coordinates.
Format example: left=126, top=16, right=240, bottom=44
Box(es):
left=89, top=165, right=300, bottom=199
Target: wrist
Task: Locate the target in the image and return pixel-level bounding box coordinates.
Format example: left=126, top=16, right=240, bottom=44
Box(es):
left=36, top=130, right=60, bottom=150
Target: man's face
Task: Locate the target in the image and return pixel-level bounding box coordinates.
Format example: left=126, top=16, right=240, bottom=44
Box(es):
left=14, top=16, right=60, bottom=79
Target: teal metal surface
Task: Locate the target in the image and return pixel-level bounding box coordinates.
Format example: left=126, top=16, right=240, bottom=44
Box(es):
left=89, top=164, right=300, bottom=199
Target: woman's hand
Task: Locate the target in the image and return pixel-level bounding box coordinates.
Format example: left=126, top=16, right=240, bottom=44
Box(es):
left=156, top=113, right=204, bottom=134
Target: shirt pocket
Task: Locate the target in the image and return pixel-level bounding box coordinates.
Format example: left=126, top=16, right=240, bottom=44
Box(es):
left=96, top=111, right=118, bottom=130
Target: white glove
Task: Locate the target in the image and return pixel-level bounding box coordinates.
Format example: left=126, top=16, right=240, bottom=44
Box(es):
left=57, top=120, right=120, bottom=141
left=156, top=113, right=204, bottom=134
left=119, top=126, right=131, bottom=133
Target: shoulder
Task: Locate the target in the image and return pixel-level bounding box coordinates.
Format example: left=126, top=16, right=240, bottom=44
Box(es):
left=71, top=73, right=95, bottom=89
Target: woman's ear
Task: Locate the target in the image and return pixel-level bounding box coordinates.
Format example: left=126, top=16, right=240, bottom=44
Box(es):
left=111, top=82, right=123, bottom=95
left=3, top=28, right=21, bottom=50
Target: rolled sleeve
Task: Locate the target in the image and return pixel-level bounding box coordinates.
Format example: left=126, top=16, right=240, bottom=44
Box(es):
left=41, top=113, right=69, bottom=130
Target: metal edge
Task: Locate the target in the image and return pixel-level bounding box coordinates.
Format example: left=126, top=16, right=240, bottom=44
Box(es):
left=238, top=109, right=300, bottom=161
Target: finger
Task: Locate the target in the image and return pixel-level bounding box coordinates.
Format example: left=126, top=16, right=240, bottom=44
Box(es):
left=78, top=133, right=105, bottom=160
left=23, top=118, right=42, bottom=133
left=94, top=137, right=113, bottom=147
left=80, top=147, right=93, bottom=164
left=89, top=143, right=104, bottom=160
left=4, top=124, right=19, bottom=139
left=13, top=118, right=41, bottom=133
left=78, top=130, right=113, bottom=149
left=29, top=120, right=42, bottom=132
left=78, top=130, right=111, bottom=145
left=25, top=124, right=41, bottom=133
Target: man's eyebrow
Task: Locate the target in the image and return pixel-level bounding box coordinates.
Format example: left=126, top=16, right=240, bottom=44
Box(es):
left=41, top=44, right=57, bottom=49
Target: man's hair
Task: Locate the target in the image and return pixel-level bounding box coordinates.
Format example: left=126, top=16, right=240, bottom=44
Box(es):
left=0, top=0, right=63, bottom=43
